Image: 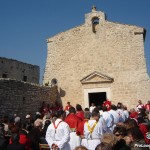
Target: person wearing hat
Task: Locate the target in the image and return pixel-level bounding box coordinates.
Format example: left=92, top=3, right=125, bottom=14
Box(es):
left=25, top=115, right=30, bottom=119
left=14, top=116, right=21, bottom=124
left=25, top=114, right=32, bottom=124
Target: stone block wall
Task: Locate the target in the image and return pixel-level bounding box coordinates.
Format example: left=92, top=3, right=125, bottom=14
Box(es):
left=0, top=79, right=58, bottom=118
left=43, top=9, right=150, bottom=109
left=0, top=57, right=39, bottom=84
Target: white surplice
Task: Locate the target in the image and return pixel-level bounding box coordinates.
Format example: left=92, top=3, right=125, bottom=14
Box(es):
left=46, top=118, right=71, bottom=150
left=102, top=111, right=114, bottom=132
left=109, top=109, right=119, bottom=124
left=84, top=120, right=102, bottom=150
left=117, top=109, right=126, bottom=122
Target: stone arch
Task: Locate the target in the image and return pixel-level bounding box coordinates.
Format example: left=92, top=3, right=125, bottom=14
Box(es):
left=92, top=17, right=99, bottom=33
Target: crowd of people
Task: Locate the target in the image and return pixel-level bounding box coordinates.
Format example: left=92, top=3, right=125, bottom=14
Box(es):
left=0, top=99, right=150, bottom=150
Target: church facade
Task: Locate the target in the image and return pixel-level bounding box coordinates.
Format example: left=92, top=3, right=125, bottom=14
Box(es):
left=44, top=7, right=150, bottom=109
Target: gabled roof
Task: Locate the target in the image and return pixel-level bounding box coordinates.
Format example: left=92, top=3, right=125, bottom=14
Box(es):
left=80, top=71, right=114, bottom=84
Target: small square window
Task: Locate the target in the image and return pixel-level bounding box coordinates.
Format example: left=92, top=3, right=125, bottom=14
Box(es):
left=2, top=73, right=8, bottom=78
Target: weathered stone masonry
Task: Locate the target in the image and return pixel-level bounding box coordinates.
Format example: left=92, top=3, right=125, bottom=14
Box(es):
left=0, top=57, right=39, bottom=84
left=44, top=7, right=150, bottom=109
left=0, top=79, right=58, bottom=118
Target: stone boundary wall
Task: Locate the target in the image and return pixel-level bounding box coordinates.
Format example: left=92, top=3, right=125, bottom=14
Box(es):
left=0, top=79, right=58, bottom=119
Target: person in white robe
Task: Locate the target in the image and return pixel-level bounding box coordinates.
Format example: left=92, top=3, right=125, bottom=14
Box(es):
left=117, top=103, right=126, bottom=122
left=84, top=109, right=102, bottom=150
left=46, top=110, right=71, bottom=150
left=123, top=106, right=129, bottom=120
left=80, top=112, right=91, bottom=148
left=89, top=103, right=96, bottom=113
left=98, top=106, right=107, bottom=133
left=102, top=106, right=114, bottom=133
left=99, top=115, right=107, bottom=134
left=109, top=105, right=119, bottom=129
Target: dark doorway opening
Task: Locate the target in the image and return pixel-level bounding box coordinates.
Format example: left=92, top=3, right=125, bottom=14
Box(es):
left=88, top=92, right=106, bottom=107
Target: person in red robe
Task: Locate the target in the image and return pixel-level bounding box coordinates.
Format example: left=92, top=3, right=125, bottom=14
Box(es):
left=129, top=108, right=138, bottom=119
left=137, top=117, right=150, bottom=144
left=65, top=107, right=81, bottom=131
left=9, top=125, right=31, bottom=150
left=64, top=102, right=72, bottom=111
left=65, top=107, right=81, bottom=149
left=103, top=99, right=112, bottom=111
left=76, top=111, right=91, bottom=138
left=76, top=104, right=84, bottom=121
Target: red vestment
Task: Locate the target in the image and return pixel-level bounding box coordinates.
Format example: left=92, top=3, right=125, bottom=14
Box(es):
left=76, top=119, right=88, bottom=136
left=65, top=104, right=72, bottom=111
left=139, top=123, right=150, bottom=144
left=10, top=131, right=31, bottom=150
left=129, top=112, right=138, bottom=119
left=65, top=113, right=81, bottom=131
left=103, top=100, right=112, bottom=111
left=145, top=104, right=150, bottom=111
left=76, top=111, right=84, bottom=121
left=136, top=104, right=145, bottom=110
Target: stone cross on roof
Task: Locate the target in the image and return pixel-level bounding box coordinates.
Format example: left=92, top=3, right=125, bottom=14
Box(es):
left=92, top=5, right=96, bottom=12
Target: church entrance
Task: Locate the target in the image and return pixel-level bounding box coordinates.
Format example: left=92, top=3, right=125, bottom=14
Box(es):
left=84, top=88, right=111, bottom=108
left=88, top=92, right=106, bottom=107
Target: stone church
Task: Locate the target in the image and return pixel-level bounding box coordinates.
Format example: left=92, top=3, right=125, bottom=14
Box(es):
left=44, top=7, right=150, bottom=109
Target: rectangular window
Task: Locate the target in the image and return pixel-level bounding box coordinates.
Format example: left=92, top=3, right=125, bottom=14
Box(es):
left=2, top=73, right=8, bottom=78
left=23, top=76, right=27, bottom=82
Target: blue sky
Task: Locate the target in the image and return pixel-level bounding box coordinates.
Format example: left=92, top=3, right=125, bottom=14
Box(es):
left=0, top=0, right=150, bottom=83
